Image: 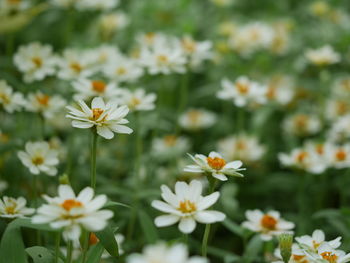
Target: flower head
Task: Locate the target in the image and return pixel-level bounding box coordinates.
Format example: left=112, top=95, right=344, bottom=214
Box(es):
left=118, top=88, right=156, bottom=112
left=305, top=45, right=341, bottom=66
left=0, top=80, right=26, bottom=113
left=152, top=180, right=225, bottom=233
left=66, top=97, right=133, bottom=139
left=0, top=196, right=34, bottom=218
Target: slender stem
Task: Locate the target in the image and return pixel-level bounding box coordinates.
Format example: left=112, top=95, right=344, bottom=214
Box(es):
left=33, top=176, right=42, bottom=245
left=39, top=114, right=45, bottom=140
left=81, top=231, right=89, bottom=263
left=65, top=241, right=73, bottom=263
left=90, top=130, right=98, bottom=189
left=54, top=232, right=61, bottom=263
left=202, top=224, right=211, bottom=257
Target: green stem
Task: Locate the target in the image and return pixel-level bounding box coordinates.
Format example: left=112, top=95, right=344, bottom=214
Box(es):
left=65, top=241, right=73, bottom=263
left=33, top=176, right=41, bottom=245
left=54, top=232, right=61, bottom=263
left=81, top=231, right=89, bottom=263
left=90, top=130, right=98, bottom=189
left=39, top=114, right=45, bottom=140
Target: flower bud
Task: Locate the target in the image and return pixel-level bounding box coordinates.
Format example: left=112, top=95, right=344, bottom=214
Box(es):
left=278, top=232, right=293, bottom=263
left=59, top=174, right=70, bottom=185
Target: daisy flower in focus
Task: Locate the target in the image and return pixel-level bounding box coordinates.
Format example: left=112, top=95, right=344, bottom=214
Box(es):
left=178, top=108, right=216, bottom=131
left=0, top=196, right=34, bottom=218
left=72, top=79, right=122, bottom=101
left=295, top=229, right=341, bottom=253
left=127, top=242, right=208, bottom=263
left=66, top=97, right=132, bottom=139
left=18, top=141, right=59, bottom=176
left=32, top=184, right=113, bottom=241
left=308, top=242, right=350, bottom=263
left=118, top=88, right=156, bottom=112
left=283, top=113, right=321, bottom=137
left=152, top=180, right=225, bottom=234
left=184, top=151, right=245, bottom=181
left=0, top=80, right=26, bottom=113
left=14, top=42, right=57, bottom=83
left=305, top=45, right=341, bottom=66
left=26, top=91, right=66, bottom=119
left=217, top=134, right=266, bottom=163
left=217, top=76, right=267, bottom=107
left=242, top=209, right=295, bottom=241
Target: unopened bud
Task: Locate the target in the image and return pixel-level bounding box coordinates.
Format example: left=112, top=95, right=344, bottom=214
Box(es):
left=278, top=232, right=293, bottom=263
left=59, top=174, right=70, bottom=185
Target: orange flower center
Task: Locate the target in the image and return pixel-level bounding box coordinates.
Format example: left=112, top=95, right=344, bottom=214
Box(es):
left=207, top=157, right=226, bottom=170
left=92, top=81, right=106, bottom=93
left=260, top=214, right=277, bottom=230
left=321, top=252, right=338, bottom=263
left=164, top=135, right=177, bottom=146
left=296, top=151, right=308, bottom=163
left=70, top=62, right=82, bottom=73
left=315, top=144, right=324, bottom=155
left=178, top=200, right=196, bottom=213
left=61, top=199, right=83, bottom=211
left=295, top=115, right=308, bottom=128
left=32, top=156, right=44, bottom=165
left=36, top=94, right=50, bottom=106
left=336, top=101, right=348, bottom=115
left=293, top=255, right=309, bottom=263
left=32, top=57, right=43, bottom=68
left=335, top=150, right=346, bottom=161
left=91, top=108, right=104, bottom=121
left=236, top=82, right=249, bottom=94
left=267, top=87, right=276, bottom=99
left=236, top=140, right=247, bottom=150
left=89, top=233, right=99, bottom=245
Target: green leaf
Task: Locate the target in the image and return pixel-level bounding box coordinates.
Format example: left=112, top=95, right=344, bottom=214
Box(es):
left=104, top=201, right=130, bottom=209
left=242, top=235, right=263, bottom=263
left=26, top=246, right=55, bottom=263
left=0, top=218, right=59, bottom=263
left=86, top=243, right=104, bottom=263
left=138, top=210, right=158, bottom=243
left=95, top=226, right=119, bottom=258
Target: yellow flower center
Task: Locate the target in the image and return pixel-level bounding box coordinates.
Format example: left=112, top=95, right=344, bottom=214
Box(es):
left=236, top=82, right=249, bottom=94
left=188, top=110, right=201, bottom=123
left=236, top=140, right=247, bottom=150
left=164, top=135, right=177, bottom=146
left=336, top=101, right=348, bottom=115
left=32, top=57, right=43, bottom=68
left=293, top=254, right=309, bottom=263
left=294, top=115, right=308, bottom=129
left=178, top=200, right=196, bottom=213
left=61, top=199, right=83, bottom=211
left=321, top=252, right=338, bottom=263
left=260, top=214, right=277, bottom=230
left=116, top=67, right=127, bottom=75
left=267, top=87, right=276, bottom=99
left=335, top=150, right=346, bottom=161
left=315, top=144, right=324, bottom=155
left=129, top=97, right=141, bottom=108
left=36, top=94, right=50, bottom=106
left=296, top=151, right=308, bottom=163
left=157, top=55, right=168, bottom=64
left=32, top=156, right=44, bottom=165
left=0, top=93, right=10, bottom=104
left=91, top=108, right=105, bottom=121
left=70, top=62, right=82, bottom=73
left=312, top=240, right=321, bottom=249
left=207, top=157, right=226, bottom=170
left=341, top=79, right=350, bottom=91
left=5, top=202, right=17, bottom=215
left=182, top=39, right=197, bottom=53
left=92, top=81, right=106, bottom=93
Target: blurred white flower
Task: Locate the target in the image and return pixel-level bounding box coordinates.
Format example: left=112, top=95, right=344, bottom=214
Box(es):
left=18, top=141, right=59, bottom=176
left=99, top=11, right=129, bottom=37
left=217, top=77, right=267, bottom=107
left=181, top=36, right=212, bottom=68
left=32, top=185, right=113, bottom=242
left=118, top=88, right=156, bottom=112
left=242, top=209, right=295, bottom=241
left=57, top=49, right=96, bottom=80
left=0, top=0, right=30, bottom=14
left=26, top=91, right=66, bottom=119
left=152, top=180, right=225, bottom=233
left=178, top=108, right=216, bottom=131
left=217, top=134, right=266, bottom=163
left=103, top=56, right=144, bottom=83
left=76, top=0, right=119, bottom=10
left=328, top=114, right=350, bottom=142
left=325, top=98, right=350, bottom=120
left=127, top=242, right=208, bottom=263
left=265, top=75, right=295, bottom=105
left=333, top=77, right=350, bottom=98
left=283, top=113, right=321, bottom=136
left=66, top=97, right=133, bottom=139
left=14, top=42, right=57, bottom=83
left=185, top=151, right=245, bottom=181
left=305, top=45, right=341, bottom=66
left=0, top=80, right=26, bottom=113
left=152, top=135, right=190, bottom=161
left=88, top=45, right=121, bottom=67
left=72, top=79, right=122, bottom=101
left=327, top=144, right=350, bottom=169
left=0, top=196, right=34, bottom=218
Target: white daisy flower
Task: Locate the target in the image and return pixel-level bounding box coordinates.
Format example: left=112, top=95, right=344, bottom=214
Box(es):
left=135, top=32, right=168, bottom=48
left=13, top=42, right=58, bottom=83
left=333, top=77, right=350, bottom=98
left=265, top=74, right=295, bottom=105
left=328, top=115, right=350, bottom=142
left=283, top=113, right=322, bottom=136
left=295, top=229, right=341, bottom=253
left=26, top=91, right=66, bottom=119
left=127, top=242, right=208, bottom=263
left=242, top=209, right=295, bottom=241
left=309, top=242, right=350, bottom=263
left=118, top=88, right=156, bottom=112
left=325, top=98, right=350, bottom=120
left=57, top=49, right=96, bottom=80
left=103, top=56, right=144, bottom=83
left=305, top=45, right=341, bottom=66
left=178, top=108, right=216, bottom=131
left=180, top=35, right=213, bottom=69
left=151, top=135, right=190, bottom=161
left=76, top=0, right=119, bottom=10
left=152, top=180, right=225, bottom=234
left=327, top=144, right=350, bottom=169
left=88, top=45, right=121, bottom=67
left=217, top=76, right=267, bottom=107
left=273, top=244, right=309, bottom=263
left=99, top=11, right=129, bottom=38
left=0, top=196, right=34, bottom=218
left=217, top=134, right=266, bottom=163
left=184, top=151, right=245, bottom=181
left=0, top=80, right=26, bottom=113
left=72, top=79, right=122, bottom=101
left=32, top=184, right=113, bottom=242
left=17, top=141, right=60, bottom=176
left=66, top=97, right=133, bottom=139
